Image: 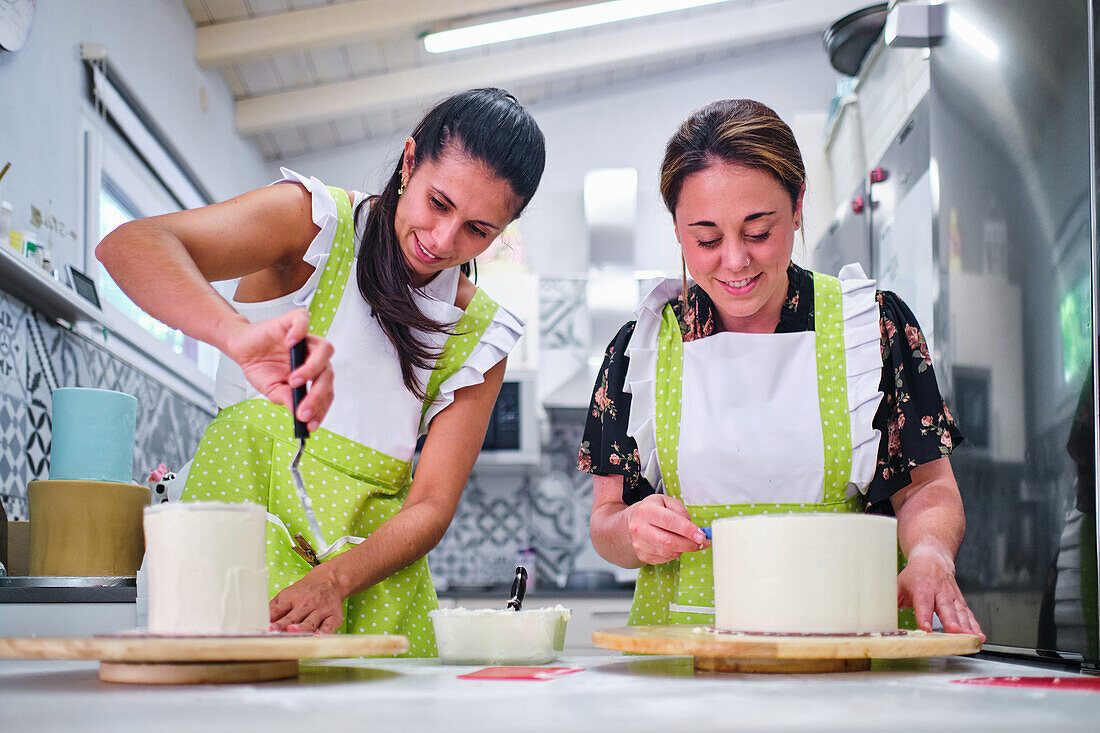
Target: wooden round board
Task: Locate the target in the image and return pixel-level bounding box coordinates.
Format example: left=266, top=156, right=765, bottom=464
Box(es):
left=592, top=625, right=982, bottom=674
left=0, top=633, right=409, bottom=685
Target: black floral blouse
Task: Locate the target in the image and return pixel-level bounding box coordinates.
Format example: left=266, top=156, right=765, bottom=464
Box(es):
left=577, top=262, right=964, bottom=515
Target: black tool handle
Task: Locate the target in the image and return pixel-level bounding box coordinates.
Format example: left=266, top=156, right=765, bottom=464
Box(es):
left=507, top=566, right=528, bottom=611
left=290, top=339, right=309, bottom=440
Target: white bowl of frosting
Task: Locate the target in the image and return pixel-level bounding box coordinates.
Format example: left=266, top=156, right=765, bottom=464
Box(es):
left=429, top=606, right=571, bottom=665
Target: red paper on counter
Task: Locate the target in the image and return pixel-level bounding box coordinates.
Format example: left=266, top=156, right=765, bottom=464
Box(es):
left=952, top=676, right=1100, bottom=691
left=457, top=666, right=584, bottom=681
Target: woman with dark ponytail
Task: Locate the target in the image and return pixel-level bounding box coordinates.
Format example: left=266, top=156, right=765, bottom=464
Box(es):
left=97, top=89, right=546, bottom=653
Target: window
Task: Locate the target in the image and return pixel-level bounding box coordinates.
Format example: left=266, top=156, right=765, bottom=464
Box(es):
left=79, top=52, right=222, bottom=390
left=81, top=107, right=221, bottom=389
left=97, top=183, right=215, bottom=376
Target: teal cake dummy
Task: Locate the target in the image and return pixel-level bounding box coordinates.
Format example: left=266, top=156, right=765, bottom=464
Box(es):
left=49, top=388, right=137, bottom=483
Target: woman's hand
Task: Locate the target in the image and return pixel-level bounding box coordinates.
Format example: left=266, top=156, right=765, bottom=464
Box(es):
left=898, top=545, right=985, bottom=640
left=625, top=494, right=710, bottom=565
left=224, top=309, right=335, bottom=432
left=269, top=564, right=347, bottom=634
left=892, top=457, right=985, bottom=641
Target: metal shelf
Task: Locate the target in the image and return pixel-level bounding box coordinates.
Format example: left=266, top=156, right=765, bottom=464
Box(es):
left=0, top=244, right=105, bottom=325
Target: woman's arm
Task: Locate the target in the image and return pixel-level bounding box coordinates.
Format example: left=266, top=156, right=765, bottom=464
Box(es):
left=268, top=358, right=508, bottom=633
left=892, top=456, right=985, bottom=639
left=95, top=183, right=335, bottom=428
left=590, top=474, right=708, bottom=569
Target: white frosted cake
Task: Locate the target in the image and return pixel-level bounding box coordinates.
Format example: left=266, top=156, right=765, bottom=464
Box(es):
left=144, top=502, right=269, bottom=635
left=711, top=514, right=897, bottom=634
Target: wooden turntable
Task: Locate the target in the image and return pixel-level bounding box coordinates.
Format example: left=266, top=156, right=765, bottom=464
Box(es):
left=592, top=625, right=982, bottom=673
left=0, top=632, right=409, bottom=684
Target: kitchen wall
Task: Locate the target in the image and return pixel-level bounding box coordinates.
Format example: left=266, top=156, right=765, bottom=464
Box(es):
left=0, top=1, right=270, bottom=520
left=0, top=0, right=270, bottom=240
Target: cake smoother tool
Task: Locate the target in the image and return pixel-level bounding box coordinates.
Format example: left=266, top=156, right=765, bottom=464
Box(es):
left=507, top=566, right=528, bottom=611
left=289, top=339, right=328, bottom=566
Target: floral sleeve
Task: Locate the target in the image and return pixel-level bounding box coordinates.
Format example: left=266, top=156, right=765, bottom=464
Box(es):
left=866, top=291, right=965, bottom=511
left=577, top=322, right=653, bottom=504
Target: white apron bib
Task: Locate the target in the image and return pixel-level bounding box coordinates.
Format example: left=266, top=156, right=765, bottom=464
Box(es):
left=623, top=265, right=884, bottom=626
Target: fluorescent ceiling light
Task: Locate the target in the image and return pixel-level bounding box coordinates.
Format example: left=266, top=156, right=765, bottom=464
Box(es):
left=424, top=0, right=728, bottom=53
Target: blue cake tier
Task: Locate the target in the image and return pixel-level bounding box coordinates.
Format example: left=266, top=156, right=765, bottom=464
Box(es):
left=49, top=388, right=137, bottom=483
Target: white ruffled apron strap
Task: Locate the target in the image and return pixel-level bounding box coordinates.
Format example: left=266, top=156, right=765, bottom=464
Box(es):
left=627, top=273, right=861, bottom=628
left=421, top=287, right=500, bottom=418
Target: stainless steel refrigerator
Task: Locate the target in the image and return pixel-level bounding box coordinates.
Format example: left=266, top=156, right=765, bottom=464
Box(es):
left=818, top=0, right=1099, bottom=669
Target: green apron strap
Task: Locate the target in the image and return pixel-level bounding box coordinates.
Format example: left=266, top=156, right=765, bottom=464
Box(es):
left=655, top=303, right=686, bottom=501
left=421, top=287, right=500, bottom=419
left=306, top=185, right=358, bottom=339
left=812, top=272, right=853, bottom=503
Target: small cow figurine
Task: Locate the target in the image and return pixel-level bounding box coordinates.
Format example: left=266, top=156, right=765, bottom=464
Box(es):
left=147, top=463, right=176, bottom=504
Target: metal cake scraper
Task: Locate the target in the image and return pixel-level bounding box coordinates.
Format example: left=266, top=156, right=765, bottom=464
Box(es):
left=289, top=339, right=328, bottom=565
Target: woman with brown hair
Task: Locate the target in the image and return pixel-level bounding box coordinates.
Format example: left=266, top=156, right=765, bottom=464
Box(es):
left=97, top=88, right=545, bottom=653
left=581, top=98, right=983, bottom=638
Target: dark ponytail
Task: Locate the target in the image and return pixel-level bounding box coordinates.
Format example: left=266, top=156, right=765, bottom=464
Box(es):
left=354, top=88, right=545, bottom=399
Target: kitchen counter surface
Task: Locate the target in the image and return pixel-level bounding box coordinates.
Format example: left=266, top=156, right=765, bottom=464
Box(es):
left=0, top=652, right=1096, bottom=732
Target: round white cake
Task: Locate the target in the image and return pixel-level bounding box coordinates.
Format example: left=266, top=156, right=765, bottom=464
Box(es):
left=144, top=502, right=269, bottom=635
left=711, top=514, right=897, bottom=634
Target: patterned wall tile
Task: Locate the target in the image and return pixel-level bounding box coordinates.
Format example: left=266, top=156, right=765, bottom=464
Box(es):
left=0, top=299, right=28, bottom=401
left=0, top=291, right=214, bottom=522
left=429, top=472, right=533, bottom=588
left=539, top=278, right=587, bottom=349
left=427, top=410, right=594, bottom=589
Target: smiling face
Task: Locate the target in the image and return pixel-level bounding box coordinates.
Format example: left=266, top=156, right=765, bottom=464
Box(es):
left=674, top=161, right=803, bottom=333
left=393, top=141, right=519, bottom=286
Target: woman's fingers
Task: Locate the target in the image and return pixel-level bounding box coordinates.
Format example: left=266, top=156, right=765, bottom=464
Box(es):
left=952, top=597, right=985, bottom=640
left=269, top=593, right=302, bottom=630
left=934, top=590, right=963, bottom=633
left=900, top=559, right=985, bottom=639
left=317, top=614, right=343, bottom=634
left=281, top=309, right=311, bottom=349
left=634, top=525, right=701, bottom=564
left=287, top=610, right=327, bottom=634
left=628, top=495, right=707, bottom=563
left=233, top=309, right=333, bottom=429
left=910, top=587, right=936, bottom=632
left=292, top=336, right=335, bottom=429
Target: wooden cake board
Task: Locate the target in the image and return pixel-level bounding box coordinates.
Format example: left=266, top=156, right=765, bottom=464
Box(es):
left=592, top=625, right=982, bottom=674
left=0, top=633, right=409, bottom=684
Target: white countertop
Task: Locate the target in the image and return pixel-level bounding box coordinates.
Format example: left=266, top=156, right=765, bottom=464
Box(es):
left=1, top=654, right=1097, bottom=732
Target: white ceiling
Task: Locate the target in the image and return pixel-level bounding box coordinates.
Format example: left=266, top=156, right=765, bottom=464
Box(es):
left=182, top=0, right=868, bottom=160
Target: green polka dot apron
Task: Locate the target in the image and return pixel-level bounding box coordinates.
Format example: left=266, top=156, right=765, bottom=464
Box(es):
left=628, top=271, right=898, bottom=628
left=185, top=186, right=500, bottom=656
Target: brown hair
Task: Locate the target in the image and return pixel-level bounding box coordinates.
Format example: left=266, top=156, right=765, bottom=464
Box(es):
left=354, top=89, right=545, bottom=399
left=659, top=99, right=805, bottom=219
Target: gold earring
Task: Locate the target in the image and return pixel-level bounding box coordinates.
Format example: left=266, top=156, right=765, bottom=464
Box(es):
left=397, top=178, right=406, bottom=195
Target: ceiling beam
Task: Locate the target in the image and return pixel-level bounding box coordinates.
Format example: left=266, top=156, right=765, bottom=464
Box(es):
left=196, top=0, right=558, bottom=69
left=236, top=0, right=863, bottom=137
